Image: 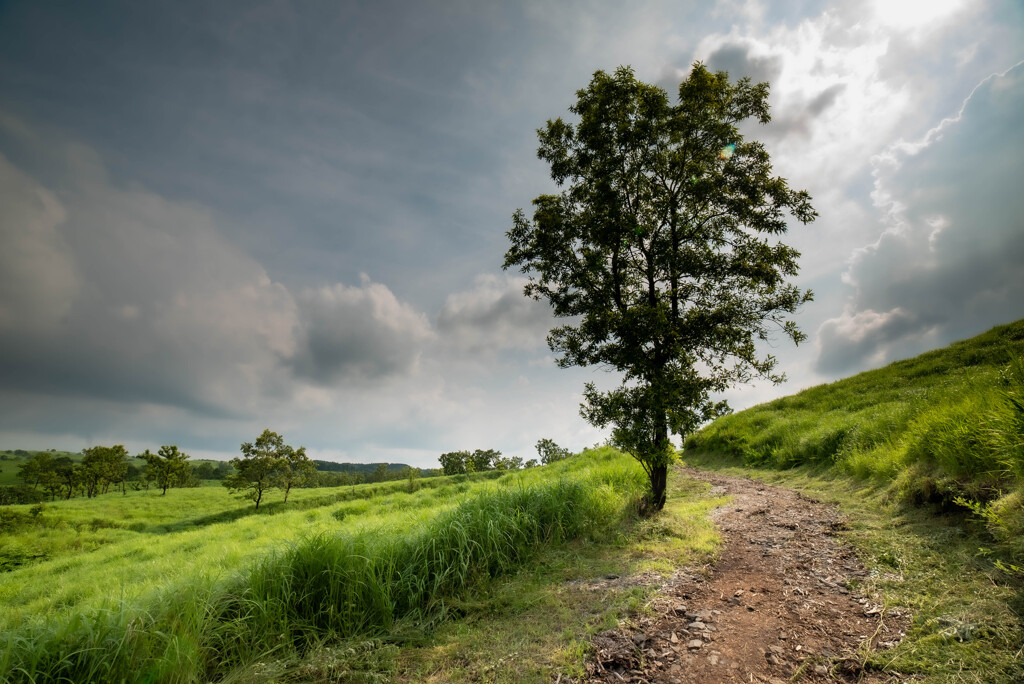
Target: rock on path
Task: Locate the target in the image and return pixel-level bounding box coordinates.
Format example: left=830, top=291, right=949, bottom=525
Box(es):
left=585, top=467, right=909, bottom=683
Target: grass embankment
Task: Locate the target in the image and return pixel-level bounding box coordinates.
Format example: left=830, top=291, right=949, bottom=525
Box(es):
left=686, top=319, right=1024, bottom=682
left=1, top=448, right=659, bottom=682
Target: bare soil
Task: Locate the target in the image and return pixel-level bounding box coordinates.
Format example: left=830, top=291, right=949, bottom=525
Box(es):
left=584, top=467, right=911, bottom=683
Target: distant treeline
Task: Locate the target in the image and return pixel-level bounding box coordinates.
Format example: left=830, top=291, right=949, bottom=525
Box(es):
left=1, top=437, right=572, bottom=506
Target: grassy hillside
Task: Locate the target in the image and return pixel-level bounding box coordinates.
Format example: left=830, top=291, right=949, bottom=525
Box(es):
left=0, top=448, right=649, bottom=682
left=687, top=319, right=1024, bottom=520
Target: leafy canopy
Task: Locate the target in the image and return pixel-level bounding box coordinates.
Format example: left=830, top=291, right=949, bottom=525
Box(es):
left=504, top=64, right=815, bottom=509
left=223, top=429, right=310, bottom=509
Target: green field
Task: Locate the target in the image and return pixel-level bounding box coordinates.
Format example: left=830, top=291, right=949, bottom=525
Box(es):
left=0, top=447, right=652, bottom=682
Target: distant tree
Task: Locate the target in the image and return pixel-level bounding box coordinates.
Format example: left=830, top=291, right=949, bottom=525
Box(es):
left=52, top=456, right=76, bottom=500
left=439, top=450, right=470, bottom=475
left=470, top=449, right=500, bottom=472
left=140, top=445, right=192, bottom=495
left=122, top=463, right=142, bottom=493
left=493, top=455, right=524, bottom=471
left=223, top=429, right=300, bottom=509
left=524, top=458, right=539, bottom=469
left=192, top=462, right=216, bottom=480
left=364, top=463, right=388, bottom=483
left=276, top=445, right=315, bottom=503
left=80, top=445, right=129, bottom=497
left=505, top=64, right=815, bottom=511
left=438, top=449, right=505, bottom=475
left=400, top=466, right=420, bottom=492
left=535, top=439, right=570, bottom=465
left=17, top=452, right=54, bottom=489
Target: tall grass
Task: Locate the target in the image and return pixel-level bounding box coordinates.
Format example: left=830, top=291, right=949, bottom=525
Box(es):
left=687, top=320, right=1024, bottom=497
left=686, top=319, right=1024, bottom=567
left=1, top=449, right=644, bottom=682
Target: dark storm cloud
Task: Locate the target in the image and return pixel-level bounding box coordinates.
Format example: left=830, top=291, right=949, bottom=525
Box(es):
left=815, top=62, right=1024, bottom=373
left=288, top=279, right=433, bottom=384
left=0, top=134, right=299, bottom=418
left=0, top=0, right=531, bottom=310
left=807, top=83, right=846, bottom=117
left=0, top=118, right=446, bottom=421
left=684, top=40, right=846, bottom=141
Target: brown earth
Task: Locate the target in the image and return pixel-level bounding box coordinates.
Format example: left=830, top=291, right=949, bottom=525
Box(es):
left=584, top=467, right=911, bottom=683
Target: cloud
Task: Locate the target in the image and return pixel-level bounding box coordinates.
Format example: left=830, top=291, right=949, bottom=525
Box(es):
left=0, top=135, right=302, bottom=416
left=436, top=274, right=554, bottom=354
left=814, top=61, right=1024, bottom=372
left=0, top=152, right=77, bottom=331
left=289, top=276, right=433, bottom=384
left=705, top=41, right=783, bottom=84
left=815, top=308, right=928, bottom=374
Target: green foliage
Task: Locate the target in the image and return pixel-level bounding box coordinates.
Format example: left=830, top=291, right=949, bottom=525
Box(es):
left=536, top=438, right=570, bottom=464
left=139, top=445, right=192, bottom=495
left=223, top=429, right=307, bottom=509
left=191, top=460, right=231, bottom=480
left=276, top=444, right=316, bottom=503
left=504, top=64, right=815, bottom=510
left=438, top=449, right=507, bottom=475
left=79, top=445, right=130, bottom=498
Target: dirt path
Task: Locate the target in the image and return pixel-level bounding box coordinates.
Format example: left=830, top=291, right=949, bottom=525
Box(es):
left=585, top=468, right=910, bottom=683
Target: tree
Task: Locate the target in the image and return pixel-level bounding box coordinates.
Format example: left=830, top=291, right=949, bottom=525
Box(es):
left=275, top=445, right=315, bottom=503
left=80, top=445, right=129, bottom=497
left=52, top=456, right=76, bottom=499
left=140, top=445, right=192, bottom=495
left=535, top=438, right=570, bottom=464
left=493, top=455, right=524, bottom=471
left=369, top=463, right=390, bottom=483
left=439, top=450, right=469, bottom=475
left=470, top=448, right=500, bottom=472
left=17, top=452, right=54, bottom=489
left=504, top=64, right=815, bottom=512
left=438, top=449, right=504, bottom=475
left=223, top=429, right=301, bottom=509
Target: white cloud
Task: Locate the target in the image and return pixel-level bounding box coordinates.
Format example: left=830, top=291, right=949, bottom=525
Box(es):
left=436, top=274, right=554, bottom=354
left=814, top=61, right=1024, bottom=372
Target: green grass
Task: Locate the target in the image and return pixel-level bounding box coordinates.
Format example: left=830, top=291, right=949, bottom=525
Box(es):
left=687, top=319, right=1024, bottom=558
left=1, top=448, right=653, bottom=682
left=253, top=462, right=728, bottom=683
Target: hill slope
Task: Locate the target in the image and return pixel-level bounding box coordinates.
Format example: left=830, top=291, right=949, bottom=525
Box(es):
left=686, top=318, right=1024, bottom=556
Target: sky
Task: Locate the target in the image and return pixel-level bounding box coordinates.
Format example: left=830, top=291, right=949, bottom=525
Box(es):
left=1, top=0, right=1022, bottom=467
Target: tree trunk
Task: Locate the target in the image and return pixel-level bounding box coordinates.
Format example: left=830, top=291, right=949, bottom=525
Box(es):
left=649, top=463, right=668, bottom=511
left=646, top=404, right=671, bottom=513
